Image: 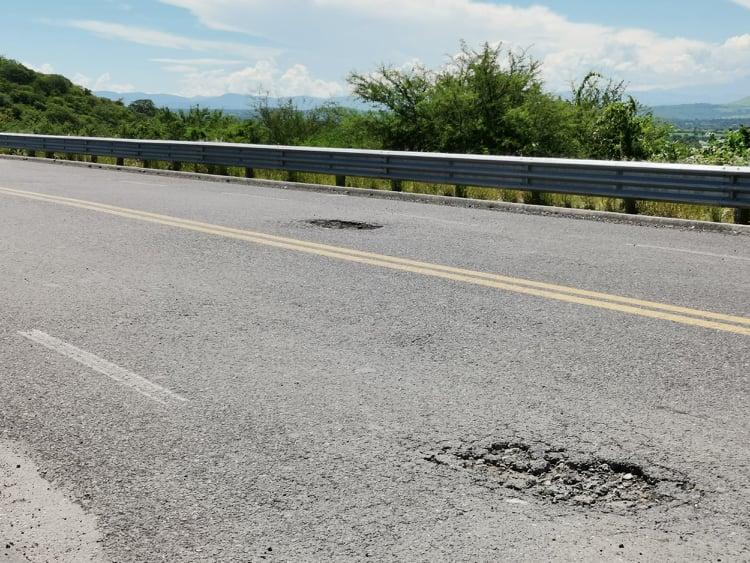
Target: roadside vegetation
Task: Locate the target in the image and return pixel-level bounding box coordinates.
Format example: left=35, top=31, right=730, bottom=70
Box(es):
left=1, top=47, right=748, bottom=223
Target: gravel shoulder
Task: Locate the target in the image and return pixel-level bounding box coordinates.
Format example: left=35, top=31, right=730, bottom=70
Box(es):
left=0, top=441, right=105, bottom=562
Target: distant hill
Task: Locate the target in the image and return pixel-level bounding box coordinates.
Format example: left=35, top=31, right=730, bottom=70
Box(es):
left=650, top=96, right=750, bottom=129
left=95, top=91, right=369, bottom=116
left=98, top=90, right=750, bottom=129
left=0, top=58, right=255, bottom=141
left=728, top=96, right=750, bottom=107
left=0, top=57, right=135, bottom=135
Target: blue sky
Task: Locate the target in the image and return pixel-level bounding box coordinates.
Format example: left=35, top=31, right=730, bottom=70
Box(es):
left=2, top=0, right=750, bottom=104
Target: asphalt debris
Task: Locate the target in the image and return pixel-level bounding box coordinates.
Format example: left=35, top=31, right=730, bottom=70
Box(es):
left=426, top=440, right=698, bottom=511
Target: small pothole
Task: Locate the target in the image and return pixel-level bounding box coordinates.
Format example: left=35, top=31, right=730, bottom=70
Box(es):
left=305, top=219, right=383, bottom=230
left=425, top=440, right=698, bottom=511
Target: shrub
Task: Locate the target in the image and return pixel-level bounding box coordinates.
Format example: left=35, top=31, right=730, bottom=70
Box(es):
left=0, top=58, right=36, bottom=85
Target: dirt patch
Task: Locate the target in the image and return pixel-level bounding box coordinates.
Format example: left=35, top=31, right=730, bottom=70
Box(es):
left=0, top=441, right=106, bottom=562
left=305, top=219, right=383, bottom=230
left=425, top=440, right=698, bottom=511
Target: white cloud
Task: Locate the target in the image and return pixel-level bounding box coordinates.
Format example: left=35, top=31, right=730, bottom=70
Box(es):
left=732, top=0, right=750, bottom=8
left=103, top=0, right=134, bottom=10
left=150, top=57, right=244, bottom=66
left=72, top=72, right=135, bottom=93
left=62, top=19, right=344, bottom=96
left=22, top=61, right=134, bottom=94
left=176, top=60, right=345, bottom=98
left=65, top=20, right=278, bottom=59
left=152, top=57, right=246, bottom=75
left=162, top=64, right=200, bottom=73
left=22, top=62, right=56, bottom=74
left=157, top=0, right=750, bottom=93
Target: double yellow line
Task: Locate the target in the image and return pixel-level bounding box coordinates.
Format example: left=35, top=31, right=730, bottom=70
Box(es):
left=1, top=185, right=748, bottom=336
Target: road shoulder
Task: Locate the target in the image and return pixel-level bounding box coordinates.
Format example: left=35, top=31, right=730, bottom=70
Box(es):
left=0, top=440, right=105, bottom=562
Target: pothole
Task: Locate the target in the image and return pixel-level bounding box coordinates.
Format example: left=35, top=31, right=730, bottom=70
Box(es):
left=425, top=440, right=698, bottom=511
left=305, top=219, right=383, bottom=230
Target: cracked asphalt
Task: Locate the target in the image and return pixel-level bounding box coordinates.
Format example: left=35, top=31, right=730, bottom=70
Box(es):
left=0, top=158, right=748, bottom=561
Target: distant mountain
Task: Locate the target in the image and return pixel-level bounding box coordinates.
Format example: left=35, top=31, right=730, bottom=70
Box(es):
left=95, top=91, right=369, bottom=114
left=728, top=96, right=750, bottom=107
left=649, top=96, right=750, bottom=128
left=96, top=89, right=750, bottom=129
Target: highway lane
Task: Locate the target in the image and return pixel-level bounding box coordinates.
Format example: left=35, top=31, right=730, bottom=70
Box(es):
left=0, top=158, right=748, bottom=561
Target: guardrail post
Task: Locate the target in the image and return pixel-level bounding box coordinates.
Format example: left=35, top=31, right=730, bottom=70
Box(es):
left=385, top=156, right=401, bottom=192
left=526, top=191, right=542, bottom=205
left=735, top=208, right=749, bottom=225
left=524, top=164, right=544, bottom=205
left=245, top=167, right=255, bottom=179
left=172, top=161, right=182, bottom=171
left=730, top=177, right=748, bottom=224
left=90, top=155, right=98, bottom=164
left=335, top=175, right=346, bottom=187
left=116, top=157, right=124, bottom=166
left=617, top=170, right=638, bottom=214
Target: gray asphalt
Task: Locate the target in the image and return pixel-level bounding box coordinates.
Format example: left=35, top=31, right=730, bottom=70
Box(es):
left=0, top=158, right=748, bottom=562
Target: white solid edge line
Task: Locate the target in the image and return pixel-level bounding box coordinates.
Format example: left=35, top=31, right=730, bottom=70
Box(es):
left=396, top=213, right=472, bottom=226
left=629, top=244, right=750, bottom=262
left=121, top=180, right=168, bottom=187
left=18, top=330, right=187, bottom=406
left=221, top=192, right=292, bottom=201
left=221, top=191, right=343, bottom=200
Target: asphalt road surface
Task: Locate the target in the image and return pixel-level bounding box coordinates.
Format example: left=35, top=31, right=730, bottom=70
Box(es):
left=1, top=158, right=748, bottom=562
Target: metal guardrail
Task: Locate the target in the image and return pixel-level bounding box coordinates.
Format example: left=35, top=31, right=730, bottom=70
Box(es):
left=1, top=133, right=749, bottom=219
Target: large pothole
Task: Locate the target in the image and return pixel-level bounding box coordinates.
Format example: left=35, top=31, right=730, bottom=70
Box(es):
left=425, top=440, right=698, bottom=511
left=305, top=219, right=383, bottom=230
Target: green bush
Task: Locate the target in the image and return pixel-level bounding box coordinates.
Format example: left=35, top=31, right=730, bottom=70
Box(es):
left=0, top=58, right=36, bottom=85
left=36, top=74, right=72, bottom=96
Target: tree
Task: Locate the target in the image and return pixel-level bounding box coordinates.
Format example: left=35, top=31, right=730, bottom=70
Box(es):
left=572, top=72, right=672, bottom=161
left=0, top=58, right=36, bottom=85
left=689, top=126, right=750, bottom=166
left=129, top=99, right=157, bottom=117
left=348, top=42, right=575, bottom=156
left=36, top=74, right=72, bottom=96
left=252, top=97, right=350, bottom=146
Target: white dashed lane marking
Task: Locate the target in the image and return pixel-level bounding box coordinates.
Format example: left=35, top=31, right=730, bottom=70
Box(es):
left=19, top=330, right=187, bottom=406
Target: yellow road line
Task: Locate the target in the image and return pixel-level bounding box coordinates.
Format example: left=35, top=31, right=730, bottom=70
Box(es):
left=1, top=185, right=748, bottom=336
left=4, top=186, right=746, bottom=327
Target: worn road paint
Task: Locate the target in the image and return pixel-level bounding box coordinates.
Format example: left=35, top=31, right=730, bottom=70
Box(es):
left=222, top=191, right=344, bottom=200
left=221, top=192, right=293, bottom=201
left=2, top=186, right=748, bottom=336
left=504, top=498, right=530, bottom=505
left=628, top=243, right=750, bottom=262
left=121, top=180, right=167, bottom=187
left=18, top=330, right=187, bottom=406
left=397, top=213, right=469, bottom=226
